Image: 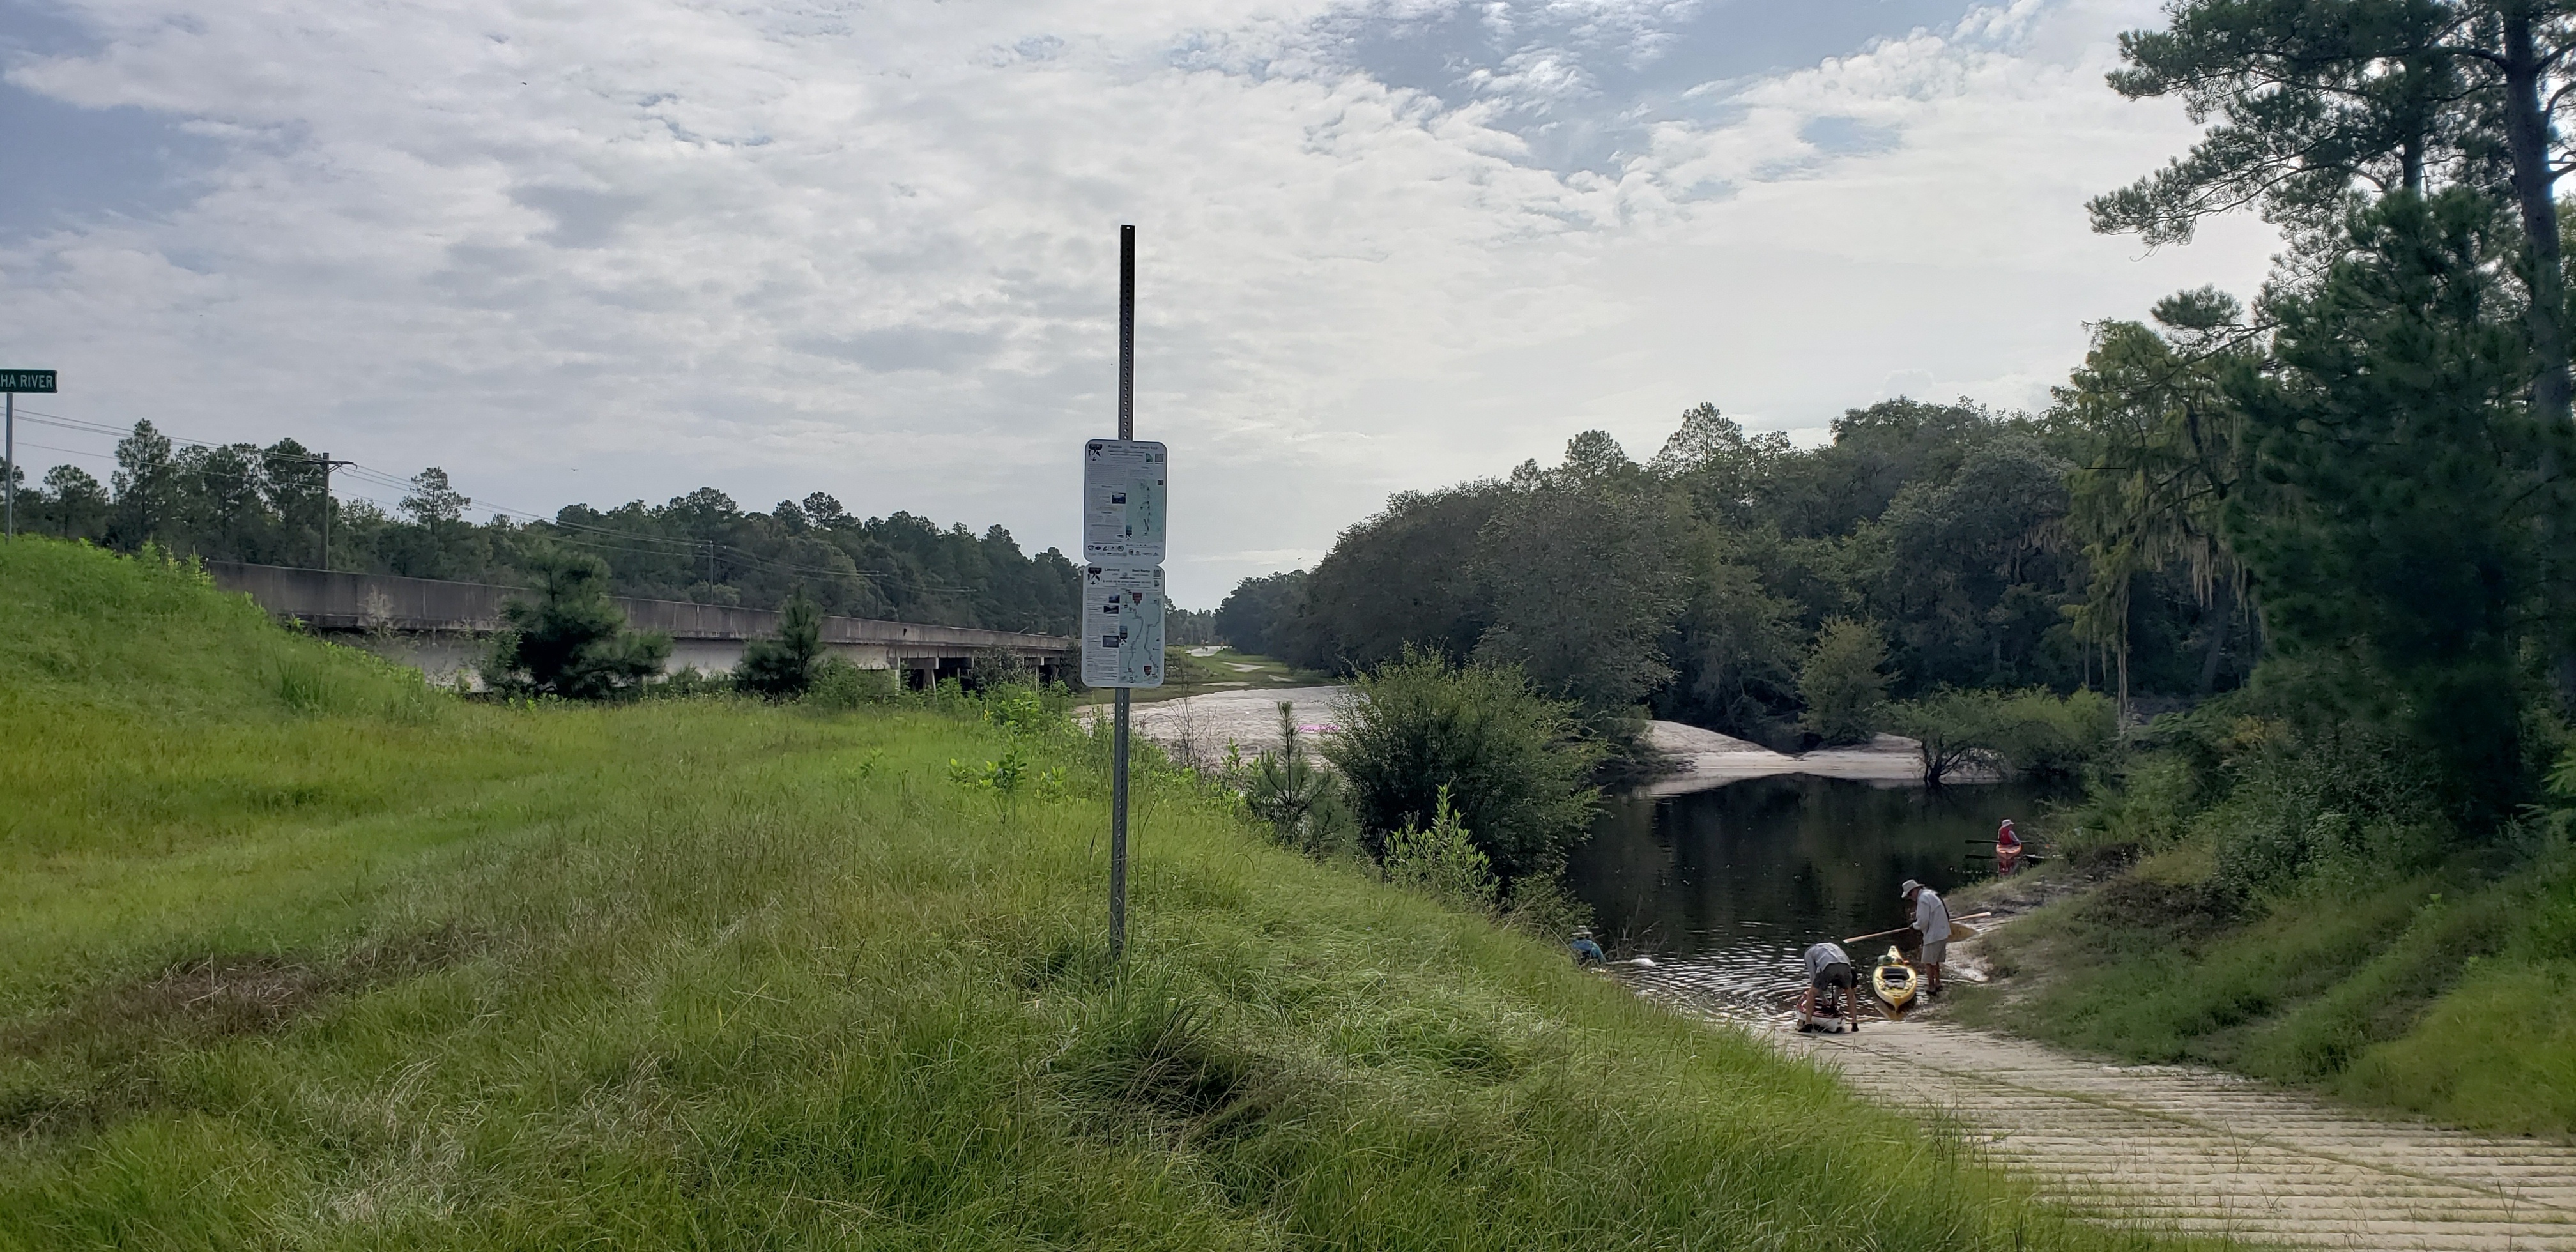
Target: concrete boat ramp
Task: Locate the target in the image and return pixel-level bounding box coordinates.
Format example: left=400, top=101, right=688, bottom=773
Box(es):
left=1775, top=1019, right=2576, bottom=1250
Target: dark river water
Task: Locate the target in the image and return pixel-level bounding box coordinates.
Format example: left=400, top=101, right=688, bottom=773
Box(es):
left=1562, top=775, right=2061, bottom=1018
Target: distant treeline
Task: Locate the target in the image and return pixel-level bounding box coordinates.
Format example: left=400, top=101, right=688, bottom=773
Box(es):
left=6, top=420, right=1218, bottom=639
left=1214, top=398, right=2250, bottom=744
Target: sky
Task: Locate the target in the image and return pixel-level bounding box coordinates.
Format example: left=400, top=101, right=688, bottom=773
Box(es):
left=0, top=0, right=2280, bottom=608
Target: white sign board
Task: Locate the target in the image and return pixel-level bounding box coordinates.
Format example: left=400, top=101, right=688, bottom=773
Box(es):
left=1080, top=565, right=1165, bottom=688
left=1082, top=439, right=1167, bottom=567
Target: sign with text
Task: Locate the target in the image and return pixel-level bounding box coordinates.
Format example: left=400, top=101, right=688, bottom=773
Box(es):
left=1081, top=438, right=1167, bottom=566
left=0, top=370, right=56, bottom=393
left=1080, top=565, right=1165, bottom=689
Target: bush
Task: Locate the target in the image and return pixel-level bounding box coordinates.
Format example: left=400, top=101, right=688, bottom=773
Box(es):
left=1991, top=687, right=2117, bottom=780
left=1381, top=786, right=1499, bottom=912
left=1797, top=618, right=1891, bottom=744
left=484, top=546, right=671, bottom=699
left=1245, top=703, right=1333, bottom=849
left=1323, top=646, right=1604, bottom=882
left=2202, top=719, right=2448, bottom=898
left=736, top=588, right=826, bottom=698
left=1883, top=686, right=2115, bottom=785
left=806, top=658, right=901, bottom=708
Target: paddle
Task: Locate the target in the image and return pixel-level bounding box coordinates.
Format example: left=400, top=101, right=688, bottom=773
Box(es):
left=1843, top=912, right=1992, bottom=945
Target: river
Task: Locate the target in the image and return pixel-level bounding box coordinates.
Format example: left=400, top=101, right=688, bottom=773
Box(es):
left=1561, top=775, right=2062, bottom=1018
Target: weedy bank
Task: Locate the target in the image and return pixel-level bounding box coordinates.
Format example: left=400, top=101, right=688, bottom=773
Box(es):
left=1954, top=696, right=2576, bottom=1136
left=2, top=538, right=2201, bottom=1249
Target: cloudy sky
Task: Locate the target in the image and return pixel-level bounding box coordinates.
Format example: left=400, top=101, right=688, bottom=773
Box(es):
left=2, top=0, right=2278, bottom=607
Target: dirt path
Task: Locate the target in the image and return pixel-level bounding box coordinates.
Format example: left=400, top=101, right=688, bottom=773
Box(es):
left=1773, top=1019, right=2576, bottom=1249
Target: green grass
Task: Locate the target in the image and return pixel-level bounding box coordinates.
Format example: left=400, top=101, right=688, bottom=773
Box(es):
left=1, top=539, right=2202, bottom=1249
left=1956, top=843, right=2576, bottom=1134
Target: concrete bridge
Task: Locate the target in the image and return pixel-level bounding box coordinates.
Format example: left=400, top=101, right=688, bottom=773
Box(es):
left=208, top=562, right=1077, bottom=689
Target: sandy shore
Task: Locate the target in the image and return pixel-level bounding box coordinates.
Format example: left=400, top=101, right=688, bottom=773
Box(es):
left=1086, top=686, right=1968, bottom=792
left=1076, top=685, right=1350, bottom=764
left=1639, top=722, right=1965, bottom=793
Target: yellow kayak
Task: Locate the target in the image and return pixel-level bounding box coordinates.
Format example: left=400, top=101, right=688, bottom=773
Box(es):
left=1872, top=945, right=1917, bottom=1009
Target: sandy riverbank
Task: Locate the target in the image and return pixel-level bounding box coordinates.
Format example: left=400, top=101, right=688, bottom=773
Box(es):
left=1087, top=685, right=1970, bottom=793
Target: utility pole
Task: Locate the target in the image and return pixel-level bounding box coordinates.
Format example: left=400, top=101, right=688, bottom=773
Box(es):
left=1110, top=224, right=1136, bottom=961
left=312, top=452, right=351, bottom=570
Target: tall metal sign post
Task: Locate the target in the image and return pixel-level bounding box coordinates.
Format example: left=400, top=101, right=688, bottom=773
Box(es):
left=1082, top=225, right=1167, bottom=961
left=0, top=369, right=60, bottom=542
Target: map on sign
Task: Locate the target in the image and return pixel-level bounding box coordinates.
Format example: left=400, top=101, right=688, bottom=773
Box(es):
left=1080, top=565, right=1165, bottom=689
left=0, top=370, right=57, bottom=393
left=1081, top=439, right=1167, bottom=566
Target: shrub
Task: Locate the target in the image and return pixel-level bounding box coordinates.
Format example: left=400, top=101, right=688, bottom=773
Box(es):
left=2204, top=719, right=2448, bottom=897
left=1797, top=618, right=1891, bottom=744
left=1245, top=703, right=1333, bottom=847
left=1882, top=686, right=2115, bottom=786
left=1992, top=687, right=2117, bottom=780
left=736, top=588, right=826, bottom=698
left=1382, top=786, right=1499, bottom=912
left=1324, top=646, right=1603, bottom=882
left=806, top=658, right=901, bottom=708
left=484, top=547, right=671, bottom=699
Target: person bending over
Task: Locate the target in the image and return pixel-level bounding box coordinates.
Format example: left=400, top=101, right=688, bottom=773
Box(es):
left=1569, top=929, right=1606, bottom=965
left=1801, top=940, right=1857, bottom=1028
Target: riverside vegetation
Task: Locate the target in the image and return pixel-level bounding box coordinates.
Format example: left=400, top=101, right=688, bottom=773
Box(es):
left=0, top=538, right=2217, bottom=1249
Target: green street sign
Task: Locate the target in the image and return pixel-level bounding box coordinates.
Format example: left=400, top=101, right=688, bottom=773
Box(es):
left=0, top=370, right=56, bottom=393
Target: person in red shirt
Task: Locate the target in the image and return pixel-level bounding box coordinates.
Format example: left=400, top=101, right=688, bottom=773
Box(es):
left=1996, top=818, right=2024, bottom=875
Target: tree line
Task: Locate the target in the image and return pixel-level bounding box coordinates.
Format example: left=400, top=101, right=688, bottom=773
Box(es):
left=1220, top=398, right=2213, bottom=744
left=7, top=421, right=1103, bottom=636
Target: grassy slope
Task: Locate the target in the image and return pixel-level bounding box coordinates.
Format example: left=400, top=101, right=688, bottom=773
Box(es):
left=0, top=540, right=2195, bottom=1250
left=1955, top=843, right=2576, bottom=1135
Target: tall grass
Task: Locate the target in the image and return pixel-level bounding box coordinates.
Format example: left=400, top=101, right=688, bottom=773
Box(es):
left=0, top=539, right=2202, bottom=1249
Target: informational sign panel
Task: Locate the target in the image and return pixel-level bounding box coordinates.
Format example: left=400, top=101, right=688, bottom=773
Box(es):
left=0, top=370, right=56, bottom=393
left=1082, top=439, right=1167, bottom=567
left=1081, top=565, right=1165, bottom=689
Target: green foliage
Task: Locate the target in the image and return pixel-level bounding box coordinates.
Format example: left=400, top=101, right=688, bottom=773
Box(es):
left=484, top=546, right=672, bottom=700
left=733, top=588, right=826, bottom=698
left=0, top=537, right=2187, bottom=1249
left=1659, top=533, right=1804, bottom=737
left=1283, top=484, right=1502, bottom=671
left=1271, top=401, right=2110, bottom=744
left=1797, top=617, right=1891, bottom=744
left=802, top=657, right=901, bottom=708
left=1244, top=703, right=1333, bottom=848
left=1883, top=687, right=2115, bottom=786
left=2089, top=0, right=2477, bottom=250
left=17, top=421, right=1088, bottom=633
left=2226, top=190, right=2552, bottom=816
left=1472, top=434, right=1686, bottom=714
left=1874, top=434, right=2085, bottom=689
left=1324, top=646, right=1605, bottom=882
left=1381, top=785, right=1501, bottom=912
left=1211, top=570, right=1307, bottom=657
left=2055, top=295, right=2258, bottom=700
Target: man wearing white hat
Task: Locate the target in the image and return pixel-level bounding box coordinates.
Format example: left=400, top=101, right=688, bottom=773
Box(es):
left=1900, top=879, right=1951, bottom=995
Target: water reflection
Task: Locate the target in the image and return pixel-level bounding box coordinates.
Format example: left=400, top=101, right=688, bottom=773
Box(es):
left=1562, top=775, right=2060, bottom=1021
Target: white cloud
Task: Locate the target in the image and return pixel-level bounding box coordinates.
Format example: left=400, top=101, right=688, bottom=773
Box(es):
left=3, top=0, right=2273, bottom=606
